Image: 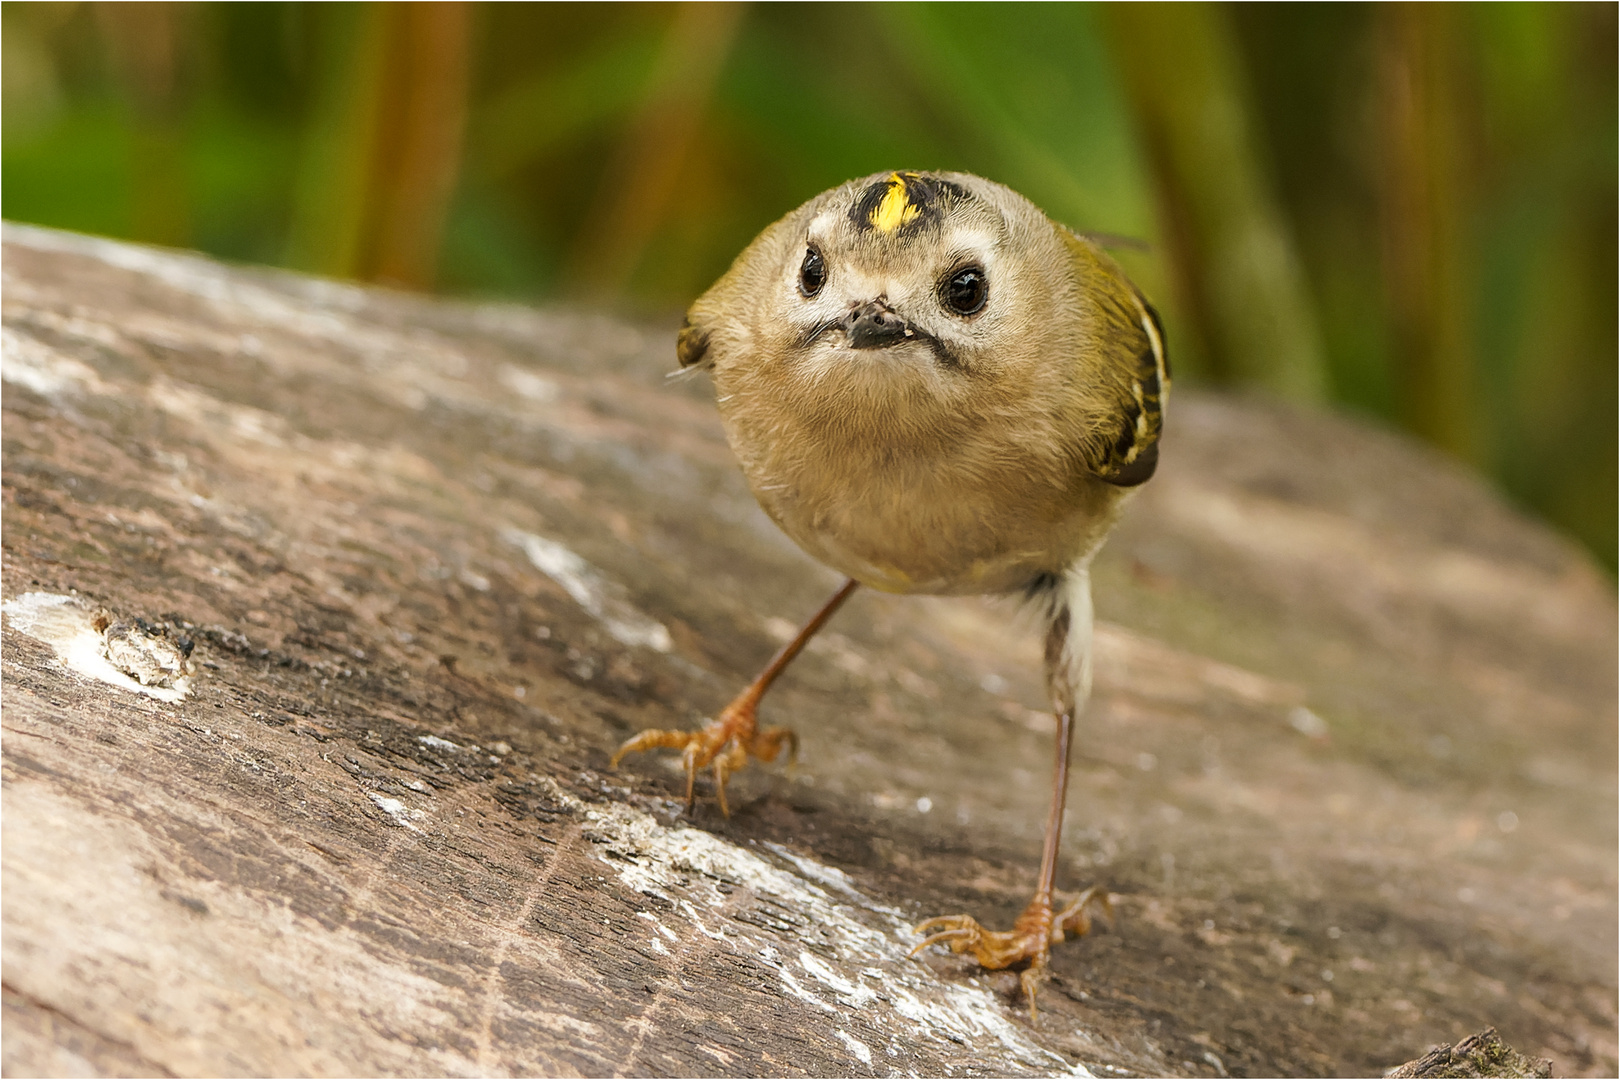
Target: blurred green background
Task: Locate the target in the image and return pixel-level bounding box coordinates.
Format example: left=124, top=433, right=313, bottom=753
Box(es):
left=4, top=2, right=1614, bottom=570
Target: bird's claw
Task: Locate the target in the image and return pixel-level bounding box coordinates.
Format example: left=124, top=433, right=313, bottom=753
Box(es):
left=910, top=885, right=1113, bottom=1020
left=1053, top=884, right=1114, bottom=939
left=610, top=698, right=797, bottom=816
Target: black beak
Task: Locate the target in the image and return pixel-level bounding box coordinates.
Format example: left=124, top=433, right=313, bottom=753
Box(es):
left=842, top=300, right=914, bottom=350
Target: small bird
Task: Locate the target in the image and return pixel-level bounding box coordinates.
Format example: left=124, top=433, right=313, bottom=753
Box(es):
left=613, top=170, right=1167, bottom=1017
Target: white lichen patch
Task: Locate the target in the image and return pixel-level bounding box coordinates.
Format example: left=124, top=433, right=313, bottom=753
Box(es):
left=580, top=800, right=1088, bottom=1075
left=799, top=950, right=878, bottom=1008
left=835, top=1028, right=874, bottom=1064
left=149, top=380, right=291, bottom=448
left=497, top=364, right=561, bottom=404
left=502, top=528, right=672, bottom=653
left=2, top=593, right=191, bottom=703
left=762, top=842, right=878, bottom=905
left=367, top=793, right=425, bottom=832
left=635, top=911, right=680, bottom=943
left=1, top=326, right=114, bottom=399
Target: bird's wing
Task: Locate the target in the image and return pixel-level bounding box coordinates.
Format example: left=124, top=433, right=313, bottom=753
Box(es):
left=675, top=314, right=712, bottom=369
left=1058, top=227, right=1170, bottom=488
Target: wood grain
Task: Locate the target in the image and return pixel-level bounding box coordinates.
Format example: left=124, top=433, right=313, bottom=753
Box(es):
left=3, top=225, right=1613, bottom=1077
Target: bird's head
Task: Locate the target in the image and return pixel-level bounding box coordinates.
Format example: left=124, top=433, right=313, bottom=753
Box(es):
left=680, top=171, right=1082, bottom=398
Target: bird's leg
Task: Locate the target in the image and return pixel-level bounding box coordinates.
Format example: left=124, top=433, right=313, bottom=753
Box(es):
left=611, top=578, right=858, bottom=815
left=911, top=706, right=1112, bottom=1018
left=911, top=567, right=1111, bottom=1020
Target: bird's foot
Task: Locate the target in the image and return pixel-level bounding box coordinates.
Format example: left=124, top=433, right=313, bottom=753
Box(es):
left=609, top=693, right=796, bottom=817
left=910, top=885, right=1113, bottom=1020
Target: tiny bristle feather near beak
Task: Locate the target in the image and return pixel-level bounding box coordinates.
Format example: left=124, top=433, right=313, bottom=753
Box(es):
left=796, top=316, right=844, bottom=350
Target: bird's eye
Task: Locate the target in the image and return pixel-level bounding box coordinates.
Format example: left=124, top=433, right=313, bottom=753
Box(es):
left=940, top=265, right=988, bottom=316
left=799, top=247, right=826, bottom=297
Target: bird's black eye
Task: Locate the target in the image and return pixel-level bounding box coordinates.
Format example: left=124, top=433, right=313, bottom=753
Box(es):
left=799, top=247, right=826, bottom=297
left=940, top=265, right=988, bottom=316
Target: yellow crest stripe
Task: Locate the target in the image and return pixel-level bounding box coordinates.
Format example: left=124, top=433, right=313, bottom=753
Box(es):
left=869, top=172, right=921, bottom=233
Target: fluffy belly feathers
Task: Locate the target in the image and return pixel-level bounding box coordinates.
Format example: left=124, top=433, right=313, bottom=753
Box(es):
left=733, top=435, right=1123, bottom=596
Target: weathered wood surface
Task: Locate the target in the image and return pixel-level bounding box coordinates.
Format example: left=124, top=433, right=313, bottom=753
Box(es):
left=1388, top=1028, right=1552, bottom=1079
left=2, top=224, right=1614, bottom=1078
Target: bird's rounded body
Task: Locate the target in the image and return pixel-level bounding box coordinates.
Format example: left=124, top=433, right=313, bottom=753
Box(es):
left=680, top=170, right=1167, bottom=596
left=618, top=170, right=1169, bottom=1014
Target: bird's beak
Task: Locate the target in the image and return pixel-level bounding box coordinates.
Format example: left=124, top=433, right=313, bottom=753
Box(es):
left=841, top=300, right=916, bottom=350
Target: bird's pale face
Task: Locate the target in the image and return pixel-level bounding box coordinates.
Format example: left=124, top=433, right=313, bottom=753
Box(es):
left=740, top=171, right=1067, bottom=396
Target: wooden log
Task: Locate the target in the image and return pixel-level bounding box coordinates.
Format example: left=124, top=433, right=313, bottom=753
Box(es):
left=1388, top=1027, right=1552, bottom=1078
left=3, top=224, right=1614, bottom=1077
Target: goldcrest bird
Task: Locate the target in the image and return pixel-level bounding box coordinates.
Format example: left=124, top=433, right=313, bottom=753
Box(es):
left=612, top=170, right=1167, bottom=1017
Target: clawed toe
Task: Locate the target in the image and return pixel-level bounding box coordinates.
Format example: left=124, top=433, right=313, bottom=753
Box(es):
left=608, top=580, right=855, bottom=816
left=908, top=917, right=980, bottom=957
left=911, top=909, right=1052, bottom=1019
left=910, top=913, right=1036, bottom=971
left=750, top=724, right=798, bottom=764
left=609, top=728, right=696, bottom=769
left=610, top=709, right=797, bottom=816
left=910, top=888, right=1111, bottom=1020
left=1054, top=885, right=1114, bottom=940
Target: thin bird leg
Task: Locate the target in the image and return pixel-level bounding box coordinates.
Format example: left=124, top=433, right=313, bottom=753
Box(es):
left=911, top=574, right=1110, bottom=1021
left=910, top=708, right=1080, bottom=1020
left=611, top=578, right=858, bottom=815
